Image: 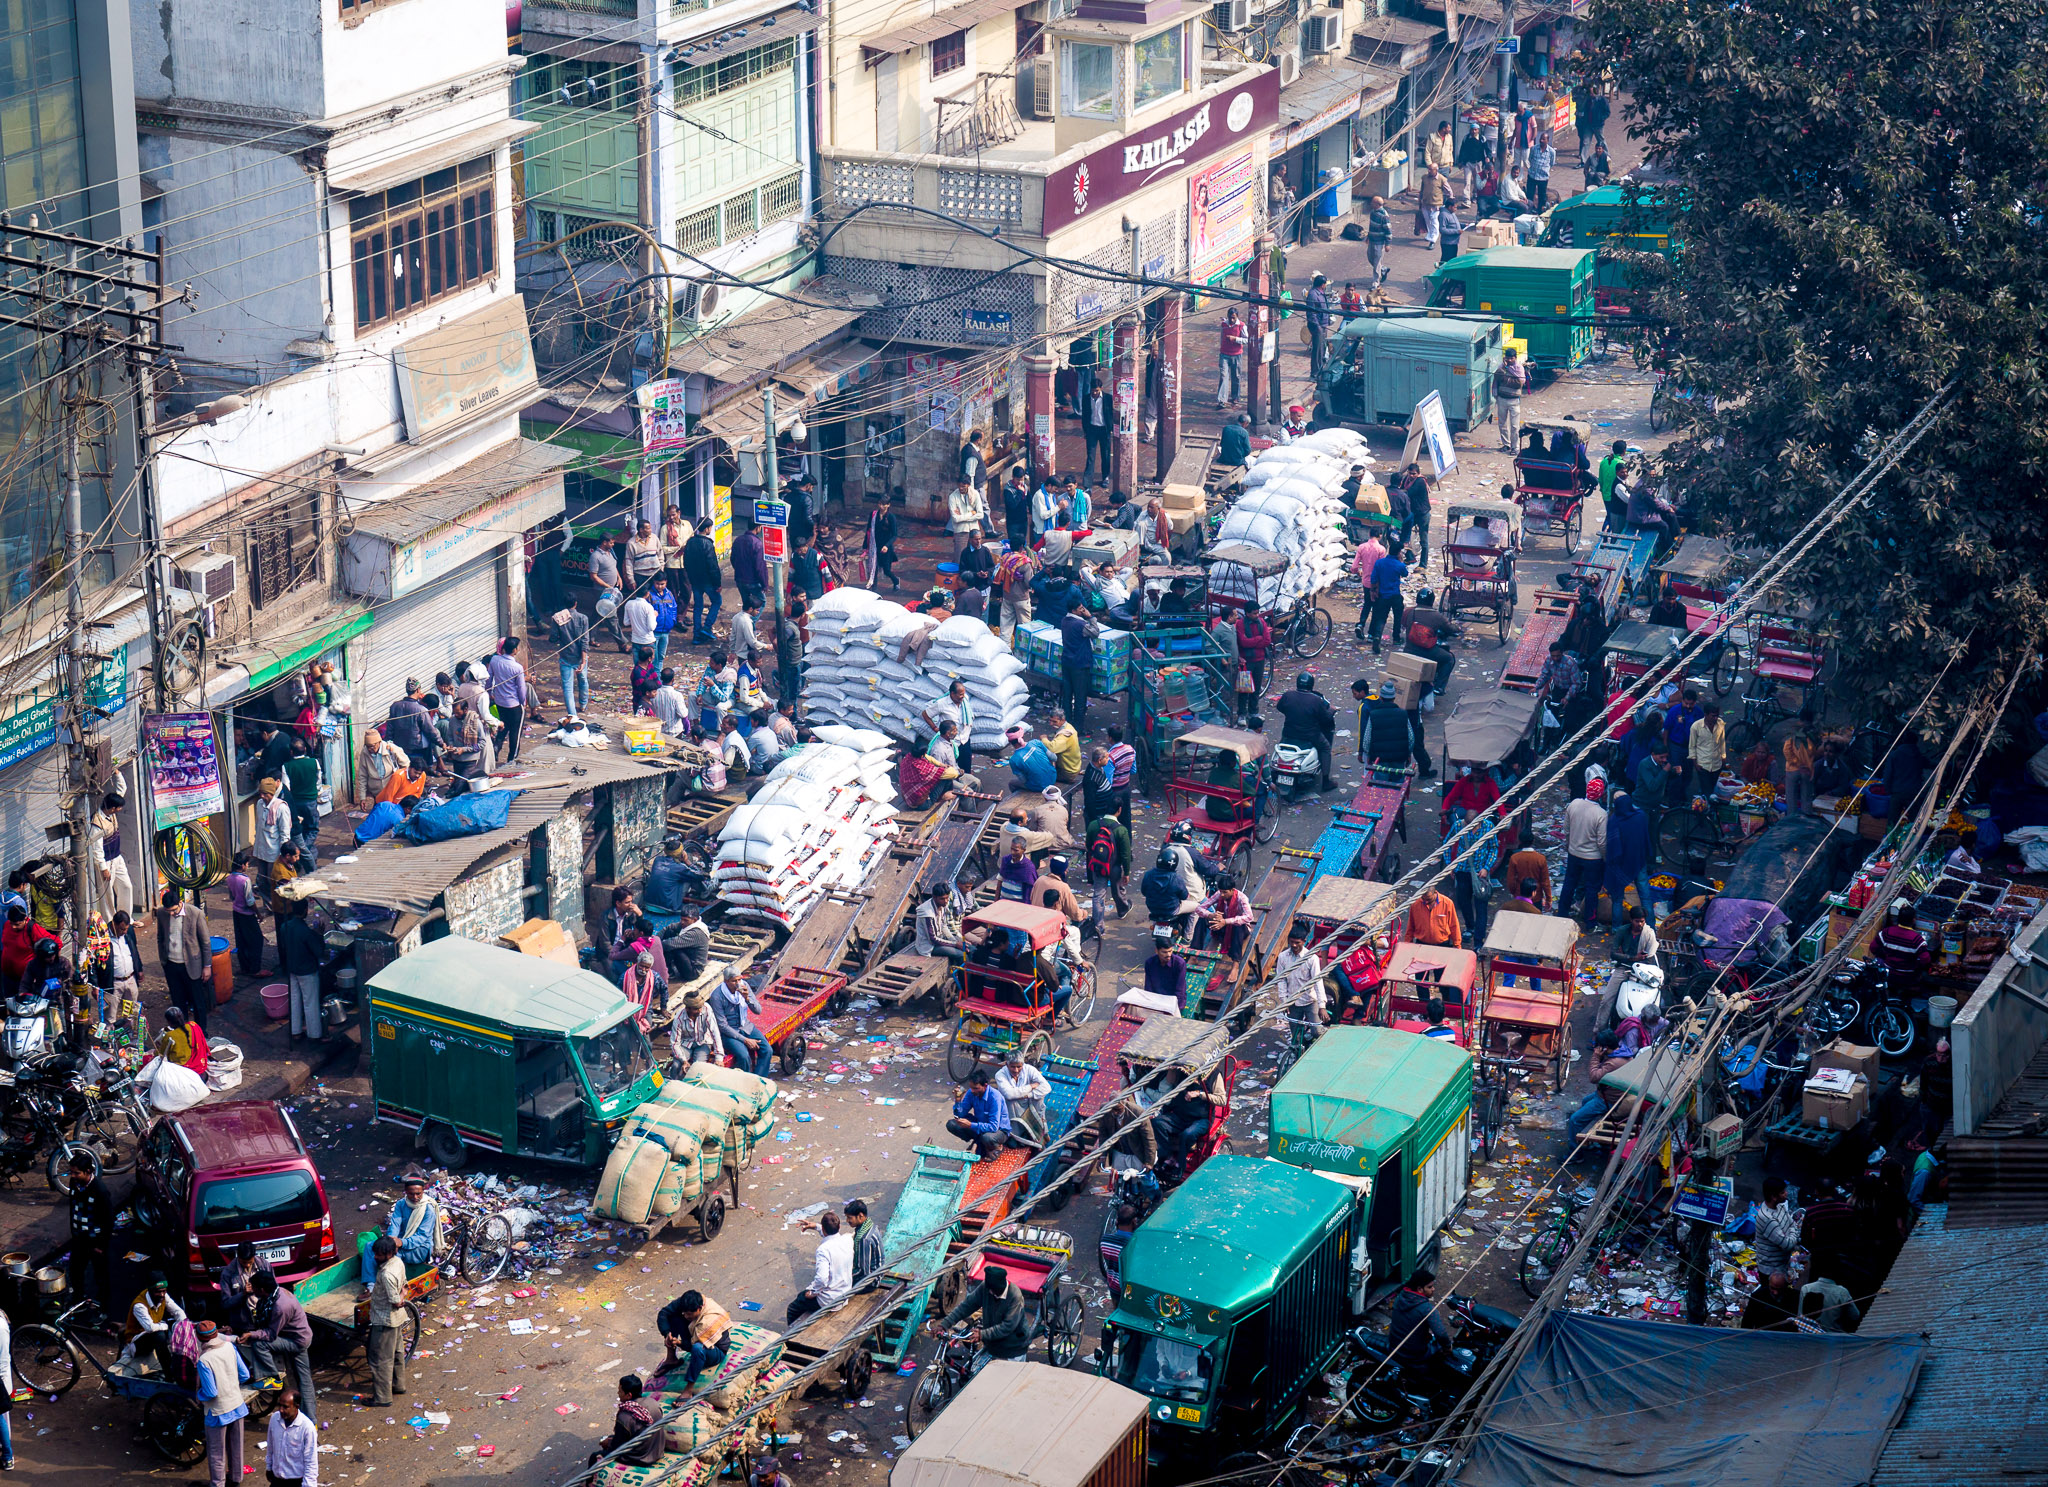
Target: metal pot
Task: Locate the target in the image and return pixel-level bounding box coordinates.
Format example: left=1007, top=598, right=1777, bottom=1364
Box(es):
left=34, top=1264, right=66, bottom=1293
left=1, top=1251, right=27, bottom=1276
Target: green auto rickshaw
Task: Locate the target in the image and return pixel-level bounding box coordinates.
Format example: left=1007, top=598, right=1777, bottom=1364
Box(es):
left=1425, top=246, right=1596, bottom=370
left=1317, top=311, right=1505, bottom=433
left=1267, top=1026, right=1472, bottom=1289
left=367, top=938, right=662, bottom=1169
left=1541, top=182, right=1681, bottom=316
left=1098, top=1154, right=1362, bottom=1461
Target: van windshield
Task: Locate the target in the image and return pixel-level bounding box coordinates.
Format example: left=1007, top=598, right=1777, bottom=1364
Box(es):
left=1108, top=1326, right=1215, bottom=1405
left=576, top=1020, right=652, bottom=1101
left=195, top=1170, right=323, bottom=1234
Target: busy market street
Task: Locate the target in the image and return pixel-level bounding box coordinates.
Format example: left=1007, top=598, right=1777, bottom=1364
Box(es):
left=5, top=1, right=2048, bottom=1486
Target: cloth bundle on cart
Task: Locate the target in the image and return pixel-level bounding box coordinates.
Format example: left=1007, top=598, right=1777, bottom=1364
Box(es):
left=712, top=742, right=898, bottom=928
left=1220, top=429, right=1371, bottom=607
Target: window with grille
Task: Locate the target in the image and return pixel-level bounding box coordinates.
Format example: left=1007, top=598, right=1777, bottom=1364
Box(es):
left=931, top=29, right=967, bottom=76
left=349, top=156, right=497, bottom=333
left=761, top=172, right=802, bottom=225
left=723, top=189, right=759, bottom=238
left=675, top=40, right=796, bottom=105
left=521, top=55, right=639, bottom=111
left=247, top=490, right=323, bottom=610
left=676, top=204, right=721, bottom=253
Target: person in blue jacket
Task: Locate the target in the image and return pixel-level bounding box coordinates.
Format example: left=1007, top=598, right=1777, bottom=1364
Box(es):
left=647, top=576, right=680, bottom=669
left=1603, top=789, right=1654, bottom=940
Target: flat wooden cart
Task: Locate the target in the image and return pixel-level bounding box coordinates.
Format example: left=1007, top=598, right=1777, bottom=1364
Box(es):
left=774, top=1286, right=895, bottom=1400
left=1501, top=587, right=1579, bottom=692
left=849, top=949, right=957, bottom=1012
left=751, top=965, right=851, bottom=1074
left=293, top=1232, right=435, bottom=1362
left=871, top=1145, right=979, bottom=1366
left=1024, top=1051, right=1098, bottom=1211
left=1477, top=911, right=1583, bottom=1090
left=1229, top=846, right=1322, bottom=1018
left=1182, top=947, right=1234, bottom=1020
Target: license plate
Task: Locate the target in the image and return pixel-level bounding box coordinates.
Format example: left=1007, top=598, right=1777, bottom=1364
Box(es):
left=258, top=1245, right=294, bottom=1267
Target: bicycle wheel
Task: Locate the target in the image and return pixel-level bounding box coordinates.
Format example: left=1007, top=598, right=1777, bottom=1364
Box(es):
left=13, top=1324, right=79, bottom=1394
left=1712, top=642, right=1742, bottom=697
left=1064, top=964, right=1097, bottom=1026
left=1047, top=1293, right=1084, bottom=1367
left=906, top=1351, right=958, bottom=1439
left=1519, top=1222, right=1577, bottom=1299
left=1290, top=607, right=1333, bottom=659
left=72, top=1101, right=144, bottom=1175
left=1657, top=809, right=1716, bottom=871
left=143, top=1391, right=208, bottom=1465
left=1564, top=504, right=1584, bottom=551
left=946, top=1025, right=981, bottom=1082
left=1726, top=719, right=1762, bottom=758
left=1253, top=789, right=1279, bottom=844
left=1478, top=1082, right=1506, bottom=1161
left=1648, top=382, right=1671, bottom=434
left=463, top=1214, right=514, bottom=1284
left=1868, top=1004, right=1916, bottom=1058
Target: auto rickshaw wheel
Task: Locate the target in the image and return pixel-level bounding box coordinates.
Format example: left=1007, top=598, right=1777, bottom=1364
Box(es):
left=778, top=1033, right=808, bottom=1075
left=698, top=1192, right=728, bottom=1242
left=946, top=1025, right=981, bottom=1082
left=423, top=1121, right=467, bottom=1171
left=143, top=1391, right=208, bottom=1465
left=843, top=1346, right=874, bottom=1399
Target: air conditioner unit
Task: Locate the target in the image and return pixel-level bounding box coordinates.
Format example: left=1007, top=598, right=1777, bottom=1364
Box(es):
left=1278, top=50, right=1301, bottom=85
left=1308, top=12, right=1342, bottom=52
left=1029, top=56, right=1054, bottom=119
left=679, top=280, right=724, bottom=322
left=173, top=551, right=236, bottom=602
left=1211, top=0, right=1251, bottom=32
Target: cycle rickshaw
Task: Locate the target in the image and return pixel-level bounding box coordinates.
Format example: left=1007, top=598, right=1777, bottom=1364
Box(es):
left=907, top=1226, right=1084, bottom=1437
left=1440, top=495, right=1522, bottom=643
left=946, top=902, right=1094, bottom=1079
left=1162, top=724, right=1278, bottom=869
left=1511, top=418, right=1594, bottom=549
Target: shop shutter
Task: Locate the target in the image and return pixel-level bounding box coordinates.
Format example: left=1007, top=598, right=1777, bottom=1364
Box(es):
left=352, top=553, right=504, bottom=737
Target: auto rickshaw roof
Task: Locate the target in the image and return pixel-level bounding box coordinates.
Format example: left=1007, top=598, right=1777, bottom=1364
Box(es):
left=1269, top=1026, right=1474, bottom=1170
left=1119, top=1013, right=1229, bottom=1073
left=366, top=937, right=635, bottom=1037
left=1203, top=542, right=1293, bottom=577
left=962, top=899, right=1070, bottom=949
left=890, top=1360, right=1148, bottom=1487
left=1171, top=724, right=1270, bottom=761
left=1116, top=1155, right=1355, bottom=1317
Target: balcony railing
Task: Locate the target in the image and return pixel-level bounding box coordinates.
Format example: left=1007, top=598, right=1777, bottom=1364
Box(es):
left=934, top=73, right=1025, bottom=158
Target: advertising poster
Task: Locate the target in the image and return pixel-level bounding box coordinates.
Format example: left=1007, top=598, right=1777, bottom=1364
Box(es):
left=144, top=713, right=226, bottom=829
left=1189, top=149, right=1258, bottom=280
left=639, top=377, right=689, bottom=453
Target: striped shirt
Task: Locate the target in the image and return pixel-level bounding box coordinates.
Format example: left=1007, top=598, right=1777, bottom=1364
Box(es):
left=1106, top=742, right=1136, bottom=791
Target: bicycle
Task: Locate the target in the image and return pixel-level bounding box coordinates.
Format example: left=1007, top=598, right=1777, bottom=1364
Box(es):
left=1472, top=1054, right=1516, bottom=1161
left=1518, top=1186, right=1677, bottom=1298
left=440, top=1208, right=516, bottom=1284
left=1278, top=593, right=1334, bottom=659
left=490, top=1208, right=571, bottom=1280
left=906, top=1326, right=981, bottom=1439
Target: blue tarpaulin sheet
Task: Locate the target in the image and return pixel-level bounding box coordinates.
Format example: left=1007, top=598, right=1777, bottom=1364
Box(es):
left=397, top=789, right=520, bottom=845
left=1452, top=1313, right=1925, bottom=1487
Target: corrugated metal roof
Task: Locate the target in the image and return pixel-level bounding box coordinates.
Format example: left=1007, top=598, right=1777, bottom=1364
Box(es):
left=860, top=0, right=1020, bottom=59
left=349, top=439, right=576, bottom=544
left=305, top=745, right=670, bottom=915
left=1945, top=1039, right=2048, bottom=1227
left=1863, top=1205, right=2048, bottom=1486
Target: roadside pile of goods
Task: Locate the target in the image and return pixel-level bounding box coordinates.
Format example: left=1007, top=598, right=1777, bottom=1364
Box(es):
left=802, top=590, right=1030, bottom=749
left=1215, top=428, right=1372, bottom=608
left=710, top=737, right=899, bottom=929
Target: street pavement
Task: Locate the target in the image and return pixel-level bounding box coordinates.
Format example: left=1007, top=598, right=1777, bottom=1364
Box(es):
left=6, top=134, right=1687, bottom=1487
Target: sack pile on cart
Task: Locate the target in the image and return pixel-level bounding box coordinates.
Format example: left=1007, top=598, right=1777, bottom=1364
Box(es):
left=801, top=590, right=1030, bottom=748
left=911, top=614, right=1033, bottom=750
left=1216, top=429, right=1372, bottom=607
left=710, top=743, right=898, bottom=928
left=598, top=1334, right=798, bottom=1487
left=592, top=1068, right=779, bottom=1226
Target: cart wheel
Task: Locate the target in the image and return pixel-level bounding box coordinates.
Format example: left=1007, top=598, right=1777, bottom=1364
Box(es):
left=143, top=1391, right=208, bottom=1465
left=1662, top=809, right=1721, bottom=873
left=1291, top=606, right=1333, bottom=659
left=826, top=988, right=851, bottom=1017
left=698, top=1192, right=728, bottom=1242
left=423, top=1121, right=467, bottom=1171
left=1713, top=643, right=1742, bottom=697
left=843, top=1346, right=875, bottom=1400
left=946, top=1025, right=981, bottom=1082
left=936, top=1268, right=965, bottom=1317
left=11, top=1323, right=78, bottom=1395
left=403, top=1301, right=424, bottom=1359
left=933, top=975, right=960, bottom=1017
left=1376, top=851, right=1401, bottom=882
left=1043, top=1158, right=1075, bottom=1212
left=1048, top=1293, right=1084, bottom=1367
left=1564, top=505, right=1584, bottom=551
left=778, top=1033, right=809, bottom=1076
left=1022, top=1031, right=1053, bottom=1067
left=1064, top=965, right=1097, bottom=1027
left=1253, top=790, right=1279, bottom=845
left=464, top=1214, right=513, bottom=1284
left=1497, top=602, right=1511, bottom=645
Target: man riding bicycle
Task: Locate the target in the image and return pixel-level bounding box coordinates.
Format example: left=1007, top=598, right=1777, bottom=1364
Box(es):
left=926, top=1263, right=1032, bottom=1379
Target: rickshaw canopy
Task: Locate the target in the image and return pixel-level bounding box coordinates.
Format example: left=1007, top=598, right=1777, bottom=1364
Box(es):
left=1139, top=564, right=1207, bottom=585
left=1441, top=690, right=1541, bottom=768
left=1521, top=416, right=1594, bottom=441
left=1652, top=534, right=1740, bottom=584
left=1601, top=620, right=1685, bottom=665
left=1381, top=943, right=1480, bottom=995
left=1203, top=542, right=1292, bottom=578
left=1444, top=496, right=1523, bottom=535
left=890, top=1360, right=1149, bottom=1487
left=1120, top=1014, right=1230, bottom=1075
left=1171, top=724, right=1271, bottom=762
left=963, top=900, right=1071, bottom=950
left=1483, top=911, right=1581, bottom=962
left=1269, top=1026, right=1473, bottom=1180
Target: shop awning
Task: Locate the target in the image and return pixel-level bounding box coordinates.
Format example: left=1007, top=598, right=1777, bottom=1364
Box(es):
left=860, top=0, right=1019, bottom=62
left=328, top=118, right=540, bottom=196
left=679, top=8, right=820, bottom=66
left=667, top=286, right=868, bottom=383
left=777, top=339, right=880, bottom=405
left=694, top=392, right=804, bottom=453
left=203, top=606, right=377, bottom=708
left=346, top=439, right=576, bottom=544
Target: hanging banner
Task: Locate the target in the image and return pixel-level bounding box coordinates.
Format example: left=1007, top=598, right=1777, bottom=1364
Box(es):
left=144, top=713, right=227, bottom=829
left=639, top=377, right=690, bottom=453
left=1188, top=148, right=1259, bottom=280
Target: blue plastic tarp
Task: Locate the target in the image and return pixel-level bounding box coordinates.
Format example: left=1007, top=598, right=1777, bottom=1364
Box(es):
left=397, top=789, right=519, bottom=845
left=1453, top=1313, right=1925, bottom=1487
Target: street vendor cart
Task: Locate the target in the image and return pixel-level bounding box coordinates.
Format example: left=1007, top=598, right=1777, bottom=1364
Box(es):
left=1203, top=542, right=1292, bottom=618
left=1440, top=495, right=1522, bottom=643
left=1478, top=912, right=1583, bottom=1090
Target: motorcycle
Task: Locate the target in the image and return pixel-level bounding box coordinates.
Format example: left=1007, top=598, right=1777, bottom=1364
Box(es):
left=1273, top=740, right=1324, bottom=800
left=3, top=987, right=54, bottom=1065
left=1342, top=1292, right=1521, bottom=1436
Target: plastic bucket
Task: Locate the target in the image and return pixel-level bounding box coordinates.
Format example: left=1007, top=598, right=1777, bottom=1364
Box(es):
left=259, top=983, right=292, bottom=1019
left=1928, top=996, right=1959, bottom=1028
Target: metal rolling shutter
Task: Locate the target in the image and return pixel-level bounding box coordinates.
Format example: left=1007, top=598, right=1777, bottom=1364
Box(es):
left=353, top=553, right=503, bottom=737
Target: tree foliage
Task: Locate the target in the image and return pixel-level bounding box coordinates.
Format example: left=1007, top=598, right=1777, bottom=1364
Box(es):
left=1592, top=0, right=2048, bottom=720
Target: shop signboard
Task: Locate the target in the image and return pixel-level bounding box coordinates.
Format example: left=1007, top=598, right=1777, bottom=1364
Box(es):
left=143, top=711, right=226, bottom=829
left=386, top=478, right=567, bottom=601
left=761, top=526, right=787, bottom=560
left=394, top=298, right=539, bottom=443
left=1189, top=148, right=1259, bottom=280
left=640, top=377, right=690, bottom=453
left=1044, top=69, right=1281, bottom=233
left=0, top=648, right=128, bottom=774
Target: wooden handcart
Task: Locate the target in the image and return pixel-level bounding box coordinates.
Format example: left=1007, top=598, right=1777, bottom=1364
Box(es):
left=871, top=1145, right=979, bottom=1365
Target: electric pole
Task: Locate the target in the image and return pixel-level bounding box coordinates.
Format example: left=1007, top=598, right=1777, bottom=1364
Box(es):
left=762, top=384, right=786, bottom=691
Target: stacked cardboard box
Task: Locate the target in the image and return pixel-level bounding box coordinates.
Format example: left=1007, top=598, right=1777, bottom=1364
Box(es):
left=1801, top=1067, right=1869, bottom=1130
left=1012, top=620, right=1132, bottom=695
left=1380, top=651, right=1437, bottom=710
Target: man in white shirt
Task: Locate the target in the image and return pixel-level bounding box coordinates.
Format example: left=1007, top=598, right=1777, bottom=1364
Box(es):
left=1030, top=479, right=1059, bottom=539
left=623, top=590, right=659, bottom=653
left=265, top=1390, right=320, bottom=1487
left=728, top=599, right=763, bottom=673
left=994, top=1052, right=1053, bottom=1147
left=650, top=669, right=691, bottom=733
left=920, top=680, right=977, bottom=770
left=786, top=1210, right=854, bottom=1323
left=1270, top=925, right=1326, bottom=1063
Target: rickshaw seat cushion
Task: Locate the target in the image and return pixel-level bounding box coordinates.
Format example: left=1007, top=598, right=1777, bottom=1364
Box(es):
left=1184, top=799, right=1252, bottom=830
left=1486, top=989, right=1569, bottom=1025
left=967, top=1252, right=1053, bottom=1292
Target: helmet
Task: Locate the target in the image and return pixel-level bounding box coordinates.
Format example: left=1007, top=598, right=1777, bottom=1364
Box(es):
left=1156, top=850, right=1179, bottom=872
left=1295, top=672, right=1317, bottom=692
left=1415, top=588, right=1435, bottom=608
left=1169, top=820, right=1193, bottom=843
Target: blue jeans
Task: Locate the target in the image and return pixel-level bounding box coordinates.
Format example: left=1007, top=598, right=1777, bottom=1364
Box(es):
left=725, top=1028, right=773, bottom=1076
left=558, top=658, right=589, bottom=715
left=693, top=588, right=721, bottom=640
left=653, top=631, right=671, bottom=668
left=1559, top=855, right=1603, bottom=924
left=1609, top=869, right=1655, bottom=926
left=1567, top=1092, right=1609, bottom=1145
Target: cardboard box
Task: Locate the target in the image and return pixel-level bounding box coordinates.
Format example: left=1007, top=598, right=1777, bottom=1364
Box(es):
left=1465, top=219, right=1518, bottom=250
left=1383, top=673, right=1425, bottom=710
left=1813, top=1040, right=1879, bottom=1083
left=1801, top=1069, right=1869, bottom=1130
left=501, top=918, right=580, bottom=968
left=1161, top=482, right=1206, bottom=511
left=1858, top=812, right=1889, bottom=841
left=1384, top=651, right=1437, bottom=685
